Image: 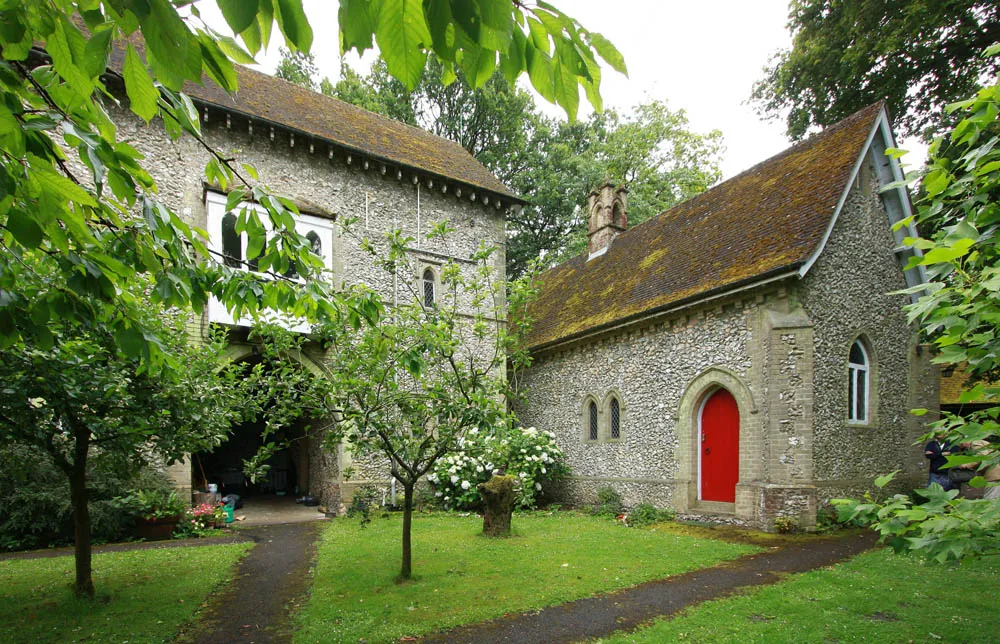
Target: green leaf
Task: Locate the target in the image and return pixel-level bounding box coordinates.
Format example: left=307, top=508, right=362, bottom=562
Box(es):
left=587, top=32, right=627, bottom=76
left=83, top=24, right=114, bottom=78
left=274, top=0, right=313, bottom=51
left=525, top=47, right=554, bottom=103
left=499, top=27, right=526, bottom=83
left=552, top=59, right=579, bottom=121
left=215, top=36, right=257, bottom=65
left=46, top=17, right=94, bottom=96
left=376, top=0, right=432, bottom=90
left=219, top=0, right=259, bottom=34
left=6, top=212, right=43, bottom=249
left=199, top=37, right=239, bottom=92
left=339, top=0, right=375, bottom=52
left=875, top=470, right=899, bottom=488
left=424, top=0, right=457, bottom=60
left=123, top=43, right=159, bottom=122
left=33, top=166, right=97, bottom=208
left=459, top=45, right=496, bottom=88
left=920, top=238, right=974, bottom=264
left=448, top=0, right=481, bottom=43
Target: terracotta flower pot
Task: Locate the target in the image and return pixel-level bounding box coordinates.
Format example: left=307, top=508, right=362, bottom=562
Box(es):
left=135, top=515, right=181, bottom=541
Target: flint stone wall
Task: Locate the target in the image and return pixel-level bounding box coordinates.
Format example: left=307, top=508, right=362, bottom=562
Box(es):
left=513, top=296, right=760, bottom=510
left=798, top=157, right=935, bottom=502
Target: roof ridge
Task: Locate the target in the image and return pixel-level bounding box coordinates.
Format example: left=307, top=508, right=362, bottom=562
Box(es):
left=234, top=63, right=475, bottom=158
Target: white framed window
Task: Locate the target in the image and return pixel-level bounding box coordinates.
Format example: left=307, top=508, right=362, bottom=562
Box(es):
left=205, top=191, right=335, bottom=330
left=422, top=267, right=436, bottom=307
left=848, top=339, right=870, bottom=424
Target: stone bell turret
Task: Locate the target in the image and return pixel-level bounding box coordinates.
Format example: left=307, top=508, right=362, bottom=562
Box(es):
left=587, top=182, right=627, bottom=259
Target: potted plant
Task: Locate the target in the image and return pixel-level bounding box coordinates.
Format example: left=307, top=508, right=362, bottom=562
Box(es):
left=121, top=489, right=187, bottom=541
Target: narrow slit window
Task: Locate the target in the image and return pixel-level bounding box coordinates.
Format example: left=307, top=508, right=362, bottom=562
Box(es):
left=423, top=268, right=435, bottom=307
left=610, top=398, right=621, bottom=439
left=221, top=213, right=241, bottom=268
left=588, top=401, right=598, bottom=441
left=848, top=339, right=869, bottom=424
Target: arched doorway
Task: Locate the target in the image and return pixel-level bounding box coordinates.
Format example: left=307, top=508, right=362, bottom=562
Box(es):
left=698, top=388, right=739, bottom=502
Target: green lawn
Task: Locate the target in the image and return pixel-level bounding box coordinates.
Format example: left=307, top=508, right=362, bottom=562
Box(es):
left=597, top=548, right=1000, bottom=643
left=295, top=512, right=759, bottom=643
left=0, top=543, right=251, bottom=644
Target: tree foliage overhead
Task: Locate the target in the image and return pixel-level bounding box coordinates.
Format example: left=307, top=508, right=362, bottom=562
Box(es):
left=751, top=0, right=1000, bottom=142
left=834, top=52, right=1000, bottom=561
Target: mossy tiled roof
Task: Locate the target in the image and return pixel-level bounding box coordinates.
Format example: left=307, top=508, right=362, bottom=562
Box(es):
left=525, top=103, right=884, bottom=351
left=180, top=66, right=518, bottom=200
left=103, top=41, right=517, bottom=201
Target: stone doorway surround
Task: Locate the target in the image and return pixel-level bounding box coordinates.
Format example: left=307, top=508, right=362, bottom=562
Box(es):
left=675, top=366, right=760, bottom=522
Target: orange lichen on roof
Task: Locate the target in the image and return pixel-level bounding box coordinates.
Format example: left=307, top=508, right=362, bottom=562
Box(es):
left=104, top=42, right=516, bottom=201
left=525, top=104, right=885, bottom=351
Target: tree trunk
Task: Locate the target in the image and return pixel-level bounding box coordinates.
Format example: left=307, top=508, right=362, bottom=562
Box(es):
left=399, top=483, right=414, bottom=580
left=69, top=430, right=94, bottom=598
left=480, top=474, right=515, bottom=537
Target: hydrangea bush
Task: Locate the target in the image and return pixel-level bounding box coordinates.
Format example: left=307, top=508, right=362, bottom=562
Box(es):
left=427, top=426, right=569, bottom=510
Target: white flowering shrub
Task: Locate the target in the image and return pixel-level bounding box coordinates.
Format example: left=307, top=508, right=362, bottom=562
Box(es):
left=426, top=426, right=569, bottom=510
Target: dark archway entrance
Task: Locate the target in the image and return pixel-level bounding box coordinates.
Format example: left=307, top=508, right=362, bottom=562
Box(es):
left=699, top=388, right=739, bottom=503
left=193, top=417, right=308, bottom=499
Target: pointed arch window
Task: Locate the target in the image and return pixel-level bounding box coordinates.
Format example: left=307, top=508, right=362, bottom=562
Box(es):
left=848, top=339, right=869, bottom=424
left=423, top=268, right=436, bottom=307
left=588, top=400, right=599, bottom=441
left=221, top=213, right=241, bottom=268
left=609, top=397, right=621, bottom=440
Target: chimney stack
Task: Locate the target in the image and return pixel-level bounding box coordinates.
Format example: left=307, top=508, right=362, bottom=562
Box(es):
left=587, top=182, right=627, bottom=259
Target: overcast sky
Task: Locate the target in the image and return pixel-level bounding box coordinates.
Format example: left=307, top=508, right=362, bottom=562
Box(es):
left=198, top=1, right=923, bottom=180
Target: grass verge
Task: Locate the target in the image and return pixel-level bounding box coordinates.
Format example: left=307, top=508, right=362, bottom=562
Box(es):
left=597, top=547, right=1000, bottom=643
left=0, top=543, right=252, bottom=644
left=295, top=511, right=759, bottom=643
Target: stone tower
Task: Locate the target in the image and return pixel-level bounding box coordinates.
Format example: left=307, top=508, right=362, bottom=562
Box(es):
left=587, top=182, right=627, bottom=259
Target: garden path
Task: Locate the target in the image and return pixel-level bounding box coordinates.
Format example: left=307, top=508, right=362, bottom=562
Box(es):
left=420, top=530, right=877, bottom=644
left=177, top=521, right=324, bottom=644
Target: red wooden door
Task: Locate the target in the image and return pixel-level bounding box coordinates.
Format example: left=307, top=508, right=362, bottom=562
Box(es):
left=700, top=388, right=739, bottom=502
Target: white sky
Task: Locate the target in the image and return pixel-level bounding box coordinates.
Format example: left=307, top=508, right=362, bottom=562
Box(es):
left=197, top=0, right=925, bottom=180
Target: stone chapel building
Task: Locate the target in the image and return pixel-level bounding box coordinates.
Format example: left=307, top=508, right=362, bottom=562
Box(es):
left=94, top=40, right=938, bottom=528
left=93, top=52, right=521, bottom=511
left=513, top=104, right=939, bottom=530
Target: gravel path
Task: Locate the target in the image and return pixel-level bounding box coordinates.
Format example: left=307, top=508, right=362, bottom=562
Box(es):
left=420, top=530, right=878, bottom=644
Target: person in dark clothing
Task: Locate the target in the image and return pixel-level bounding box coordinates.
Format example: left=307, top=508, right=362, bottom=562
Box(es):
left=925, top=434, right=956, bottom=491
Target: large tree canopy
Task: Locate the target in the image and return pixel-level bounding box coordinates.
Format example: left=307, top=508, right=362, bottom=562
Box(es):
left=751, top=0, right=1000, bottom=142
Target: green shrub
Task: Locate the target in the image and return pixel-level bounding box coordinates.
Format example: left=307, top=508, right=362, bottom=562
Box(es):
left=773, top=516, right=799, bottom=534
left=348, top=484, right=381, bottom=527
left=0, top=443, right=174, bottom=551
left=591, top=486, right=623, bottom=517
left=628, top=503, right=676, bottom=527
